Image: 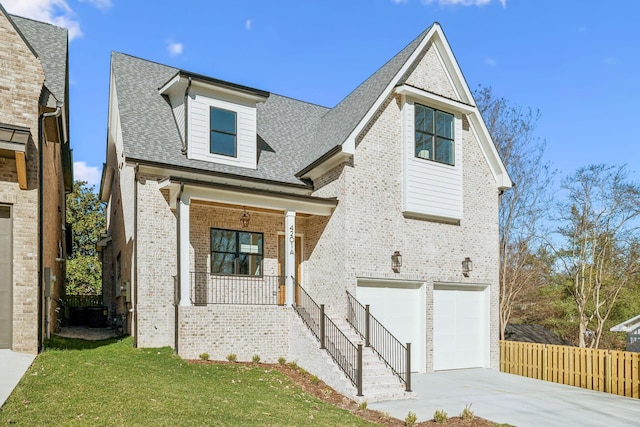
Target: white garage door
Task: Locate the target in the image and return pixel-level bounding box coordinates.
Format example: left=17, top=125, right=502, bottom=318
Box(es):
left=357, top=281, right=425, bottom=373
left=433, top=285, right=488, bottom=371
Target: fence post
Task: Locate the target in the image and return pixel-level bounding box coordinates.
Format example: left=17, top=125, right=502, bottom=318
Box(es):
left=606, top=352, right=612, bottom=394
left=543, top=344, right=548, bottom=382
left=320, top=304, right=325, bottom=350
left=365, top=304, right=370, bottom=347
left=406, top=342, right=412, bottom=392
left=357, top=344, right=363, bottom=397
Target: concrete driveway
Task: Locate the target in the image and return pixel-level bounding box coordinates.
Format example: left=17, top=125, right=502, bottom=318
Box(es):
left=369, top=369, right=640, bottom=427
left=0, top=350, right=35, bottom=408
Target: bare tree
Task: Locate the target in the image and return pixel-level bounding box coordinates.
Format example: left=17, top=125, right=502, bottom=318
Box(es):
left=552, top=165, right=640, bottom=348
left=475, top=87, right=554, bottom=339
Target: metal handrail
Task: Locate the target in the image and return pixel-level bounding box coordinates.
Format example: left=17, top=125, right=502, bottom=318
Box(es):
left=190, top=272, right=285, bottom=305
left=346, top=291, right=411, bottom=392
left=295, top=281, right=363, bottom=396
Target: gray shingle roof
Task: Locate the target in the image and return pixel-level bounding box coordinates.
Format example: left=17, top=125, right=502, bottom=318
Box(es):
left=112, top=26, right=432, bottom=185
left=11, top=15, right=67, bottom=104
left=112, top=53, right=328, bottom=185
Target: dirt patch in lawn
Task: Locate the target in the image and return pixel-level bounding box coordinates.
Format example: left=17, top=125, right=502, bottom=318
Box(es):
left=188, top=360, right=496, bottom=426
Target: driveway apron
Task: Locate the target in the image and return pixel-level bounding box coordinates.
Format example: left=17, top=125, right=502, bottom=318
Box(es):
left=369, top=369, right=640, bottom=427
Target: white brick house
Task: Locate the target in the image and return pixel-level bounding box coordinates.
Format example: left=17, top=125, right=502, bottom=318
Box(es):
left=100, top=23, right=511, bottom=399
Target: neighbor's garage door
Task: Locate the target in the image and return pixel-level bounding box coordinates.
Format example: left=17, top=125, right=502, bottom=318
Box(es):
left=357, top=281, right=425, bottom=373
left=433, top=285, right=488, bottom=371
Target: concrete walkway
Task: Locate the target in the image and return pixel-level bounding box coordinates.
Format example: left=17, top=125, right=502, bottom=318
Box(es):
left=369, top=369, right=640, bottom=427
left=0, top=350, right=35, bottom=408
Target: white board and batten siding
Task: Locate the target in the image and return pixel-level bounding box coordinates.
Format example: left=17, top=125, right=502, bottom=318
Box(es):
left=187, top=87, right=258, bottom=169
left=402, top=99, right=463, bottom=221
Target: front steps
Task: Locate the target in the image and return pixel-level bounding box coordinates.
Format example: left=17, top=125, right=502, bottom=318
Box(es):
left=332, top=318, right=414, bottom=403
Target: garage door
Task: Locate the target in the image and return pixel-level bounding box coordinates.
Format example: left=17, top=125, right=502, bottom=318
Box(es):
left=357, top=281, right=425, bottom=373
left=433, top=285, right=488, bottom=370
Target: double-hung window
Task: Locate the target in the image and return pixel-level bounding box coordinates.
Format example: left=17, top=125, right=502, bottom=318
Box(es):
left=210, top=107, right=237, bottom=157
left=415, top=104, right=454, bottom=166
left=210, top=228, right=263, bottom=276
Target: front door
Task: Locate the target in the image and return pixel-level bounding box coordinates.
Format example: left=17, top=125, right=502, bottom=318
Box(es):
left=0, top=206, right=12, bottom=349
left=277, top=236, right=301, bottom=305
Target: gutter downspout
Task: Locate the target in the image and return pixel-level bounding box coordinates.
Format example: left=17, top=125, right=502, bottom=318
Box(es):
left=133, top=163, right=139, bottom=347
left=38, top=105, right=62, bottom=350
left=181, top=77, right=192, bottom=155
left=174, top=183, right=184, bottom=355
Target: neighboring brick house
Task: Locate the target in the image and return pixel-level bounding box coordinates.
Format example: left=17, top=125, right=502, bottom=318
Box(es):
left=0, top=5, right=72, bottom=354
left=100, top=23, right=511, bottom=399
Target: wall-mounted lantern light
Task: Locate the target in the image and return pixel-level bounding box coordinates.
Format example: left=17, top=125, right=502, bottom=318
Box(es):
left=240, top=207, right=251, bottom=229
left=392, top=251, right=402, bottom=272
left=462, top=257, right=473, bottom=277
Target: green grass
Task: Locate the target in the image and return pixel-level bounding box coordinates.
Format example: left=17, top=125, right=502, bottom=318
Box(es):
left=0, top=336, right=377, bottom=426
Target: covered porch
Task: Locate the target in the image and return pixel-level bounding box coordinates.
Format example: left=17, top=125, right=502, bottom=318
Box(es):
left=161, top=179, right=337, bottom=308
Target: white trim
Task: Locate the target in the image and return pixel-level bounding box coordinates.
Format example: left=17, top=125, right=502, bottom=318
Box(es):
left=284, top=211, right=296, bottom=306
left=185, top=184, right=335, bottom=216
left=178, top=192, right=191, bottom=306
left=610, top=314, right=640, bottom=332
left=395, top=85, right=475, bottom=114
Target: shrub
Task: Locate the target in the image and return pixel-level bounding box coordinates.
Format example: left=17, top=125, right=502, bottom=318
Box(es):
left=226, top=353, right=237, bottom=362
left=278, top=357, right=286, bottom=365
left=433, top=409, right=448, bottom=424
left=405, top=411, right=418, bottom=426
left=252, top=354, right=260, bottom=363
left=358, top=400, right=368, bottom=410
left=310, top=375, right=320, bottom=385
left=198, top=353, right=210, bottom=361
left=288, top=361, right=298, bottom=370
left=460, top=404, right=474, bottom=421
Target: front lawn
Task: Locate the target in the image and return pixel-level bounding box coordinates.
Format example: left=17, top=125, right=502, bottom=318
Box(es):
left=0, top=336, right=376, bottom=426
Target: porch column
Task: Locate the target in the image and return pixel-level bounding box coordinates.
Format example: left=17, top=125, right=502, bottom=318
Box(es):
left=284, top=210, right=296, bottom=306
left=178, top=191, right=191, bottom=306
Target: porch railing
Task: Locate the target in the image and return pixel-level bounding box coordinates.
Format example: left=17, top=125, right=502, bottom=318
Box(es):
left=294, top=282, right=363, bottom=396
left=190, top=272, right=285, bottom=305
left=346, top=291, right=411, bottom=392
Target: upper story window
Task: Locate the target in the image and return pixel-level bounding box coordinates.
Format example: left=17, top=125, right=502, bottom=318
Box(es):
left=211, top=228, right=263, bottom=276
left=210, top=107, right=237, bottom=157
left=415, top=104, right=454, bottom=166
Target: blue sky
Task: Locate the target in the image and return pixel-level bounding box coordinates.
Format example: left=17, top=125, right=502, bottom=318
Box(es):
left=4, top=0, right=639, bottom=188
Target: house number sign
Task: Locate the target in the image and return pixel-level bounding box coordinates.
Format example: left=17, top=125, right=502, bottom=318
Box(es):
left=289, top=225, right=295, bottom=255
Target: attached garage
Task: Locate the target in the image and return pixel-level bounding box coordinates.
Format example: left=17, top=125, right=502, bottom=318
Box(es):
left=356, top=280, right=426, bottom=373
left=433, top=284, right=489, bottom=371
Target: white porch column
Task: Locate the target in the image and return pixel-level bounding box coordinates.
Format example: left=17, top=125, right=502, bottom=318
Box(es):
left=179, top=191, right=191, bottom=306
left=284, top=210, right=296, bottom=306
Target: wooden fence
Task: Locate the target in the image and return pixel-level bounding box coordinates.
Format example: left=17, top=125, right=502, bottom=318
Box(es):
left=500, top=340, right=640, bottom=398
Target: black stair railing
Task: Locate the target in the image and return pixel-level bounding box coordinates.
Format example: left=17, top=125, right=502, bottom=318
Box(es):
left=294, top=281, right=363, bottom=396
left=346, top=291, right=411, bottom=392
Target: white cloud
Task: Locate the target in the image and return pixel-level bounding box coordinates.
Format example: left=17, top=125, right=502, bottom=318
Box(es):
left=484, top=57, right=497, bottom=67
left=3, top=0, right=82, bottom=39
left=73, top=161, right=101, bottom=187
left=245, top=19, right=252, bottom=30
left=79, top=0, right=112, bottom=11
left=421, top=0, right=506, bottom=6
left=167, top=42, right=183, bottom=56
left=392, top=0, right=409, bottom=4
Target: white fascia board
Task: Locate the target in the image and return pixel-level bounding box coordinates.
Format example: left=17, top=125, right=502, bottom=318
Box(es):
left=184, top=184, right=335, bottom=216
left=138, top=164, right=312, bottom=196
left=158, top=73, right=182, bottom=96
left=299, top=150, right=350, bottom=181
left=610, top=313, right=640, bottom=332
left=396, top=85, right=475, bottom=114
left=468, top=112, right=513, bottom=190
left=191, top=80, right=268, bottom=103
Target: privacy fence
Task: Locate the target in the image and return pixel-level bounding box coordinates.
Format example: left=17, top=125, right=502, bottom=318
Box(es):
left=500, top=340, right=640, bottom=398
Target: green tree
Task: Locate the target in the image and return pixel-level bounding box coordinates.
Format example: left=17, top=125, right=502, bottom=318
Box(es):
left=551, top=165, right=640, bottom=348
left=66, top=180, right=105, bottom=295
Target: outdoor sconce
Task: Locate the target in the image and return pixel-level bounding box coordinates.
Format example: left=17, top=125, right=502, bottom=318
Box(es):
left=240, top=207, right=251, bottom=229
left=462, top=257, right=473, bottom=277
left=391, top=251, right=402, bottom=272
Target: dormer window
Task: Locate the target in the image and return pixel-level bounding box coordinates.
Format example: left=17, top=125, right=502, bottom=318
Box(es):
left=415, top=104, right=454, bottom=166
left=210, top=107, right=237, bottom=157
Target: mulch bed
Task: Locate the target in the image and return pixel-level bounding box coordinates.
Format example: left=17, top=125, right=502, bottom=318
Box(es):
left=188, top=359, right=496, bottom=426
